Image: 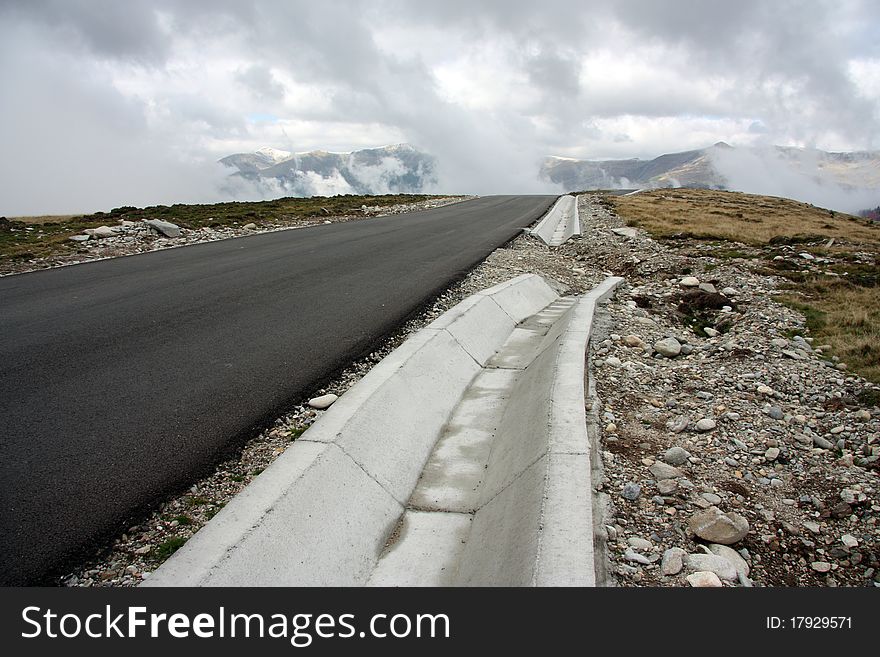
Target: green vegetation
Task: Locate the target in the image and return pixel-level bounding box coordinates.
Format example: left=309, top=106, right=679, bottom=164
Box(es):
left=289, top=426, right=308, bottom=440
left=153, top=536, right=188, bottom=561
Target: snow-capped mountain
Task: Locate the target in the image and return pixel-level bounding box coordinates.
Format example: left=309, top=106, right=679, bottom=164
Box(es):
left=220, top=144, right=437, bottom=197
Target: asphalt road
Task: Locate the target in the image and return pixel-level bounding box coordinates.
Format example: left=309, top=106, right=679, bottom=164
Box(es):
left=0, top=194, right=556, bottom=585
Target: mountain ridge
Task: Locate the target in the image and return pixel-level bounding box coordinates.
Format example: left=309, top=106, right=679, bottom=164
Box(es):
left=540, top=143, right=880, bottom=192
left=220, top=143, right=437, bottom=197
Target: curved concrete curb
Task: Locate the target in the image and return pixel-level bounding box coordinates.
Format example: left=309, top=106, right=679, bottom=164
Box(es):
left=144, top=274, right=622, bottom=587
left=529, top=195, right=580, bottom=246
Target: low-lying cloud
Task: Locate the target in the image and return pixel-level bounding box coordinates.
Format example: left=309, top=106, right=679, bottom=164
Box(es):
left=709, top=147, right=880, bottom=214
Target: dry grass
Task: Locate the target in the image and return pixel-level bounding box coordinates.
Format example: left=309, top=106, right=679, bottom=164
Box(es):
left=780, top=281, right=880, bottom=383
left=605, top=188, right=880, bottom=383
left=8, top=214, right=80, bottom=224
left=608, top=188, right=880, bottom=247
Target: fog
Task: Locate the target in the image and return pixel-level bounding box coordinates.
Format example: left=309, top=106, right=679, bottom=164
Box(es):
left=710, top=147, right=880, bottom=215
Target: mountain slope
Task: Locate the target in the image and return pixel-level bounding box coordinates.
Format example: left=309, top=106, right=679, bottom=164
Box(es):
left=540, top=143, right=880, bottom=193
left=220, top=144, right=437, bottom=197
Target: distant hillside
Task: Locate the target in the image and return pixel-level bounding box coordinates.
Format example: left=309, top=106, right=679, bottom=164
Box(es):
left=220, top=144, right=437, bottom=197
left=540, top=143, right=880, bottom=193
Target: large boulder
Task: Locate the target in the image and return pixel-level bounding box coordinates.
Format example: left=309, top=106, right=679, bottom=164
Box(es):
left=145, top=219, right=181, bottom=238
left=688, top=507, right=749, bottom=544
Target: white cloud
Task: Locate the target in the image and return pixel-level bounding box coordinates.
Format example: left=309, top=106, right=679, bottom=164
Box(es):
left=1, top=0, right=878, bottom=214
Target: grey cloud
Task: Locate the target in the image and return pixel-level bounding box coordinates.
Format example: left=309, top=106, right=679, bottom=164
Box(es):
left=0, top=0, right=878, bottom=214
left=235, top=64, right=286, bottom=102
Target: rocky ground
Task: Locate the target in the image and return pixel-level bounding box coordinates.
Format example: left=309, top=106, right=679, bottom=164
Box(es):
left=2, top=196, right=471, bottom=277
left=60, top=193, right=878, bottom=587
left=566, top=196, right=880, bottom=588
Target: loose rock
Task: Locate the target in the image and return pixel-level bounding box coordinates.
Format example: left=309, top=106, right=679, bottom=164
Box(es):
left=686, top=571, right=723, bottom=587
left=307, top=394, right=339, bottom=409
left=663, top=446, right=691, bottom=466
left=688, top=507, right=750, bottom=544
left=661, top=547, right=686, bottom=575
left=695, top=418, right=716, bottom=432
left=653, top=337, right=682, bottom=358
left=649, top=462, right=684, bottom=480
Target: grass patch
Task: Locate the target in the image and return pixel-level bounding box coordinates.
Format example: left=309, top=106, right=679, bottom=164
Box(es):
left=605, top=188, right=880, bottom=383
left=171, top=514, right=193, bottom=526
left=607, top=188, right=879, bottom=246
left=708, top=247, right=756, bottom=260
left=779, top=281, right=879, bottom=381
left=153, top=536, right=188, bottom=561
left=0, top=194, right=449, bottom=265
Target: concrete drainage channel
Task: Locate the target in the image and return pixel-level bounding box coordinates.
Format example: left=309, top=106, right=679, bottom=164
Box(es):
left=144, top=273, right=623, bottom=587
left=528, top=194, right=580, bottom=246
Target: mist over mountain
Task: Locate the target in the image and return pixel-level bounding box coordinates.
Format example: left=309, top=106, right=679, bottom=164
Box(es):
left=220, top=144, right=437, bottom=199
left=217, top=141, right=879, bottom=216
left=540, top=143, right=880, bottom=214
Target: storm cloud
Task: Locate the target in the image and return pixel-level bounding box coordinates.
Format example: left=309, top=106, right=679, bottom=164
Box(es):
left=1, top=0, right=878, bottom=214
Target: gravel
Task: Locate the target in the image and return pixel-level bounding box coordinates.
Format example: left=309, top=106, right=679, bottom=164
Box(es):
left=574, top=194, right=880, bottom=588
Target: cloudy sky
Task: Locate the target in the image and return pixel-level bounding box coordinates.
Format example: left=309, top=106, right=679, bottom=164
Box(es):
left=1, top=0, right=879, bottom=215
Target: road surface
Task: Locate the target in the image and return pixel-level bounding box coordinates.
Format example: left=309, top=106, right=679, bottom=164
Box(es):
left=0, top=194, right=556, bottom=584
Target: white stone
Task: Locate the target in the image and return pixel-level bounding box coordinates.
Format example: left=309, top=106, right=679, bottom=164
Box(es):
left=308, top=394, right=339, bottom=410
left=85, top=225, right=116, bottom=238
left=653, top=337, right=682, bottom=358
left=686, top=571, right=723, bottom=587
left=680, top=276, right=700, bottom=287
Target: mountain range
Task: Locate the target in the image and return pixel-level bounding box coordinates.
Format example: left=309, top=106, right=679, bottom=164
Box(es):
left=219, top=144, right=437, bottom=197
left=219, top=142, right=880, bottom=212
left=540, top=142, right=880, bottom=192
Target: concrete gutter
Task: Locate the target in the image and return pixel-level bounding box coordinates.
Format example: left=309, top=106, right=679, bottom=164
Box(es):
left=144, top=274, right=622, bottom=587
left=529, top=195, right=581, bottom=246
